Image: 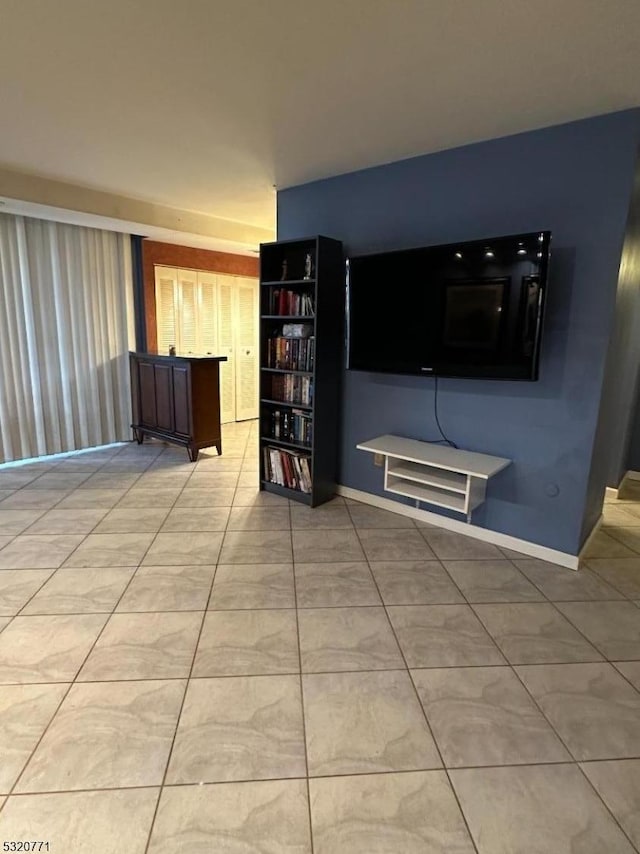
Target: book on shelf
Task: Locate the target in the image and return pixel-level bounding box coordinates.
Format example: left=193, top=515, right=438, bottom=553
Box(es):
left=269, top=408, right=312, bottom=446
left=263, top=445, right=312, bottom=493
left=268, top=374, right=313, bottom=406
left=266, top=336, right=315, bottom=371
left=268, top=289, right=315, bottom=316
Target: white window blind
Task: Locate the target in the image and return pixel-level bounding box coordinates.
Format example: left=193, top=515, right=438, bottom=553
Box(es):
left=0, top=212, right=135, bottom=462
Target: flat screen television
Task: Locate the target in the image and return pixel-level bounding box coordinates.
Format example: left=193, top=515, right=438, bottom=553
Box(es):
left=347, top=231, right=551, bottom=380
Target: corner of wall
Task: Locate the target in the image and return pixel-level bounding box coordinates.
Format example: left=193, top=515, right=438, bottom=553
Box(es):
left=582, top=143, right=640, bottom=544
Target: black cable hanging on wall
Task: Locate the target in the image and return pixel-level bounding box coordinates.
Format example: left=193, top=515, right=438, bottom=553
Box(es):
left=432, top=376, right=458, bottom=449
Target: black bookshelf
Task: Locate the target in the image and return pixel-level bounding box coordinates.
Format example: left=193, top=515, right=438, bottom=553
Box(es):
left=259, top=235, right=344, bottom=507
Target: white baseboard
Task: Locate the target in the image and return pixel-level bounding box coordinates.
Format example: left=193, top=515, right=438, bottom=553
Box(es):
left=337, top=484, right=579, bottom=570
left=615, top=470, right=640, bottom=500
left=604, top=471, right=640, bottom=500
left=0, top=442, right=127, bottom=469
left=578, top=513, right=603, bottom=564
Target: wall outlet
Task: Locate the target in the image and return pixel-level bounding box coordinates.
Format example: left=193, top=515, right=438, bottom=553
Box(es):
left=374, top=453, right=384, bottom=467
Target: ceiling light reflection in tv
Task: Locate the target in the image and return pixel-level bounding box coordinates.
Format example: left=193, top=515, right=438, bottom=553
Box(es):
left=346, top=231, right=551, bottom=380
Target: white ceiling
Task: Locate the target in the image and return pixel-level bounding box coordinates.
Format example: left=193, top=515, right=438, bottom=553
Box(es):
left=2, top=0, right=640, bottom=233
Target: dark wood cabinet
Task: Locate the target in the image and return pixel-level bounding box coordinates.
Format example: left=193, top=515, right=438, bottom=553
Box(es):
left=130, top=352, right=227, bottom=461
left=172, top=366, right=191, bottom=436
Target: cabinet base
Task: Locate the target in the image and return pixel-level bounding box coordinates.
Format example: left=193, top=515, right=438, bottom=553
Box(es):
left=131, top=424, right=222, bottom=462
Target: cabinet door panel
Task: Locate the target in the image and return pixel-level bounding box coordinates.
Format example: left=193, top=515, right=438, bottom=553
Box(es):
left=139, top=362, right=157, bottom=427
left=154, top=364, right=174, bottom=432
left=172, top=366, right=191, bottom=437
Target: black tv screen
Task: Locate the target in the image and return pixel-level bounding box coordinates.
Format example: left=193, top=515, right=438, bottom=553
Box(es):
left=347, top=231, right=551, bottom=380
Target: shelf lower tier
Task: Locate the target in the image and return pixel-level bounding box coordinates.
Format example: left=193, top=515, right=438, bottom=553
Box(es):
left=385, top=476, right=467, bottom=512
left=261, top=479, right=312, bottom=505
left=387, top=460, right=467, bottom=494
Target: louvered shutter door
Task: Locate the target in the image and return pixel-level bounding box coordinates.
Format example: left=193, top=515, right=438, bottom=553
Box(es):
left=155, top=266, right=178, bottom=354
left=177, top=269, right=198, bottom=354
left=234, top=277, right=259, bottom=421
left=197, top=271, right=218, bottom=354
left=216, top=275, right=236, bottom=423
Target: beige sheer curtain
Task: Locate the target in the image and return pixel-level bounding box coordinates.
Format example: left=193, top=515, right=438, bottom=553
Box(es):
left=0, top=213, right=135, bottom=462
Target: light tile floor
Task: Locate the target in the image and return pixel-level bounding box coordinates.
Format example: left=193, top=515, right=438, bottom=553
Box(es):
left=0, top=420, right=639, bottom=851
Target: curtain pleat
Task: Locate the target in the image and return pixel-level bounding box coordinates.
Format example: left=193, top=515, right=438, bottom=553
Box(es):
left=0, top=212, right=134, bottom=463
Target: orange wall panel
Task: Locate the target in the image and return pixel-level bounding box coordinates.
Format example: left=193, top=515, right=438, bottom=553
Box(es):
left=142, top=240, right=259, bottom=352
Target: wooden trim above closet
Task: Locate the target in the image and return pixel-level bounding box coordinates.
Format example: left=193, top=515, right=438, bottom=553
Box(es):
left=142, top=240, right=259, bottom=352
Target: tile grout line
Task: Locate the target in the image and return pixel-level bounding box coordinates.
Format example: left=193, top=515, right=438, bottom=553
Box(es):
left=2, top=445, right=195, bottom=805
left=540, top=599, right=640, bottom=698
left=106, top=437, right=219, bottom=575
left=587, top=560, right=640, bottom=601
left=0, top=436, right=230, bottom=599
left=4, top=757, right=640, bottom=800
left=7, top=613, right=115, bottom=799
left=423, top=536, right=560, bottom=607
left=16, top=594, right=638, bottom=619
left=3, top=660, right=640, bottom=689
left=345, top=502, right=482, bottom=854
left=425, top=535, right=640, bottom=698
left=427, top=534, right=640, bottom=703
left=141, top=424, right=247, bottom=853
left=410, top=544, right=512, bottom=666
left=22, top=452, right=159, bottom=574
left=609, top=661, right=640, bottom=697
left=289, top=495, right=316, bottom=854
left=382, top=516, right=640, bottom=851
left=11, top=462, right=170, bottom=615
left=2, top=446, right=640, bottom=841
left=595, top=525, right=640, bottom=554
left=8, top=569, right=61, bottom=621
left=141, top=566, right=220, bottom=853
left=2, top=430, right=244, bottom=632
left=7, top=595, right=634, bottom=615
left=214, top=424, right=248, bottom=572
left=507, top=660, right=640, bottom=852
left=0, top=449, right=158, bottom=806
left=18, top=449, right=157, bottom=535
left=575, top=762, right=640, bottom=853
left=0, top=506, right=53, bottom=540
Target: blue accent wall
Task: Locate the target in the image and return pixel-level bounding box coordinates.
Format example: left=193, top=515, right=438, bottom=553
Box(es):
left=130, top=235, right=147, bottom=352
left=277, top=110, right=640, bottom=554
